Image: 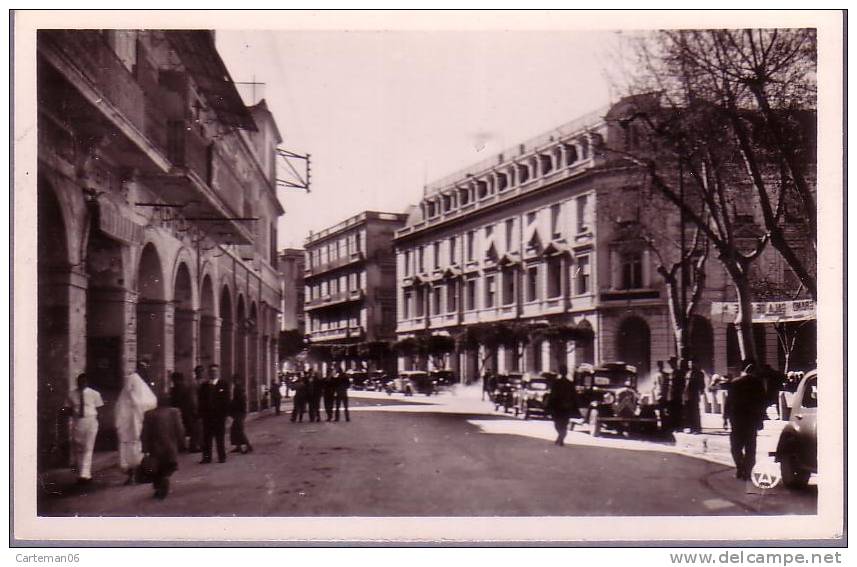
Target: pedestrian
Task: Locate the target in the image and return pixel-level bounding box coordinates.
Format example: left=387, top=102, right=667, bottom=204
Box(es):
left=760, top=363, right=786, bottom=419
left=270, top=378, right=283, bottom=415
left=307, top=372, right=323, bottom=422
left=115, top=364, right=158, bottom=485
left=169, top=371, right=196, bottom=451
left=724, top=361, right=768, bottom=480
left=141, top=392, right=186, bottom=499
left=654, top=360, right=676, bottom=432
left=322, top=372, right=337, bottom=421
left=187, top=365, right=206, bottom=452
left=545, top=365, right=577, bottom=447
left=667, top=358, right=686, bottom=433
left=683, top=359, right=706, bottom=434
left=334, top=370, right=351, bottom=422
left=229, top=380, right=253, bottom=454
left=708, top=373, right=730, bottom=430
left=198, top=364, right=230, bottom=464
left=482, top=371, right=494, bottom=402
left=64, top=373, right=104, bottom=485
left=291, top=374, right=308, bottom=422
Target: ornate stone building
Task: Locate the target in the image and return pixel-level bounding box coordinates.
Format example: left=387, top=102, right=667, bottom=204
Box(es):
left=304, top=211, right=407, bottom=372
left=37, top=30, right=284, bottom=467
left=393, top=96, right=816, bottom=383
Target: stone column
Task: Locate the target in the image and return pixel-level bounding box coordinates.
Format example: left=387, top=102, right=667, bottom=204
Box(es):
left=37, top=265, right=88, bottom=469
left=136, top=299, right=173, bottom=394
left=199, top=314, right=220, bottom=367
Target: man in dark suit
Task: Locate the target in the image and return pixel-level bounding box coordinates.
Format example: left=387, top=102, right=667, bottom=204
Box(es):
left=141, top=393, right=186, bottom=499
left=198, top=364, right=231, bottom=463
left=545, top=365, right=577, bottom=447
left=725, top=361, right=768, bottom=480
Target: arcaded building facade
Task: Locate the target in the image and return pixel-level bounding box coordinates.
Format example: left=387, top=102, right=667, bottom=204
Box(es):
left=394, top=97, right=816, bottom=383
left=304, top=211, right=407, bottom=369
left=37, top=30, right=284, bottom=467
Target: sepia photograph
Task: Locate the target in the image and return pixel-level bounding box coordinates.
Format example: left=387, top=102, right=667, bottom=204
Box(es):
left=10, top=9, right=845, bottom=547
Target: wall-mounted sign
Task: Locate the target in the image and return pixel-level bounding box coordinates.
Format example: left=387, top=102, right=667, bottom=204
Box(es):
left=711, top=300, right=816, bottom=324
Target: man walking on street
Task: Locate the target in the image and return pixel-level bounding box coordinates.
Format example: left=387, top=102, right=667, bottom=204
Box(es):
left=169, top=372, right=197, bottom=451
left=683, top=359, right=706, bottom=434
left=307, top=371, right=323, bottom=422
left=322, top=372, right=337, bottom=421
left=198, top=364, right=230, bottom=463
left=65, top=373, right=103, bottom=484
left=725, top=361, right=768, bottom=480
left=334, top=369, right=351, bottom=422
left=141, top=392, right=186, bottom=499
left=545, top=365, right=577, bottom=447
left=270, top=378, right=283, bottom=415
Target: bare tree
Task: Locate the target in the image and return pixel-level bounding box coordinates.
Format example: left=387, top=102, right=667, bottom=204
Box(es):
left=618, top=29, right=817, bottom=299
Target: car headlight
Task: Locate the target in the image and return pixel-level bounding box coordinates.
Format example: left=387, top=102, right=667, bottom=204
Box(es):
left=602, top=392, right=615, bottom=404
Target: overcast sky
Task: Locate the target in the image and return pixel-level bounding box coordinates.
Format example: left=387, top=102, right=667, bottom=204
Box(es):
left=216, top=29, right=621, bottom=249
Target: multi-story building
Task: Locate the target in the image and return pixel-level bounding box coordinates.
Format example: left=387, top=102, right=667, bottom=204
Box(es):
left=304, top=211, right=408, bottom=371
left=37, top=30, right=284, bottom=467
left=279, top=248, right=306, bottom=333
left=393, top=96, right=816, bottom=382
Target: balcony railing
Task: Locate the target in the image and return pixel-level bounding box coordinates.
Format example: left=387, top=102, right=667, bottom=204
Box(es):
left=305, top=289, right=365, bottom=311
left=305, top=251, right=365, bottom=277
left=40, top=30, right=169, bottom=164
left=309, top=325, right=364, bottom=341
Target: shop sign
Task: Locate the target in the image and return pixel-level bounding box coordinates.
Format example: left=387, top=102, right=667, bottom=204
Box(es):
left=711, top=300, right=816, bottom=324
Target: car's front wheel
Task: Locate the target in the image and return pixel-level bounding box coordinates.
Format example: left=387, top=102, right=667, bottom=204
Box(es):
left=780, top=451, right=811, bottom=489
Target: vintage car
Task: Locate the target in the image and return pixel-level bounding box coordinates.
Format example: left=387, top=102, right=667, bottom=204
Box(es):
left=513, top=373, right=553, bottom=419
left=346, top=370, right=370, bottom=390
left=430, top=369, right=457, bottom=392
left=575, top=362, right=659, bottom=437
left=771, top=369, right=817, bottom=489
left=493, top=373, right=524, bottom=413
left=392, top=371, right=437, bottom=396
left=368, top=370, right=394, bottom=392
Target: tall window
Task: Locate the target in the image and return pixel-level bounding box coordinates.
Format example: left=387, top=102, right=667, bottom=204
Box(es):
left=502, top=268, right=516, bottom=305
left=621, top=251, right=643, bottom=290
left=484, top=275, right=496, bottom=308
left=505, top=218, right=515, bottom=251
left=466, top=231, right=476, bottom=261
left=404, top=251, right=412, bottom=276
left=576, top=255, right=590, bottom=295
left=576, top=194, right=590, bottom=233
left=418, top=246, right=425, bottom=272
left=465, top=278, right=477, bottom=310
left=447, top=282, right=457, bottom=313
left=354, top=231, right=362, bottom=254
left=433, top=241, right=441, bottom=269
left=415, top=287, right=425, bottom=317
left=432, top=286, right=443, bottom=315
left=449, top=236, right=457, bottom=264
left=546, top=256, right=563, bottom=298
left=485, top=224, right=494, bottom=239
left=404, top=291, right=412, bottom=319
left=526, top=266, right=540, bottom=302
left=550, top=203, right=562, bottom=239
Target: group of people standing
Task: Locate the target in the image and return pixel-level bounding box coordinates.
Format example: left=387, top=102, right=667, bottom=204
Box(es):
left=288, top=371, right=351, bottom=423
left=65, top=360, right=256, bottom=500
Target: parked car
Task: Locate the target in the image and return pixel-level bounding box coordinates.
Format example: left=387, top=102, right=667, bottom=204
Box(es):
left=575, top=362, right=659, bottom=437
left=392, top=371, right=437, bottom=396
left=771, top=369, right=817, bottom=489
left=430, top=370, right=457, bottom=392
left=493, top=373, right=524, bottom=413
left=368, top=370, right=393, bottom=392
left=346, top=370, right=369, bottom=390
left=513, top=374, right=553, bottom=419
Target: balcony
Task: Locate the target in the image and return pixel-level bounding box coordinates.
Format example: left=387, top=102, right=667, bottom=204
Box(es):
left=600, top=289, right=660, bottom=302
left=39, top=30, right=171, bottom=173
left=309, top=325, right=364, bottom=342
left=305, top=251, right=366, bottom=278
left=305, top=289, right=365, bottom=311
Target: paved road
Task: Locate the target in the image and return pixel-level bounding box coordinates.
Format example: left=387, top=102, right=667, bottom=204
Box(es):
left=38, top=393, right=816, bottom=517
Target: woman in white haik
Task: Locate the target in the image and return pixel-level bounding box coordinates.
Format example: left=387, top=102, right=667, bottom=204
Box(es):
left=115, top=364, right=158, bottom=484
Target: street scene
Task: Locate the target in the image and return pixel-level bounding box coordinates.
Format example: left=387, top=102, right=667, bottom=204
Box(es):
left=20, top=10, right=840, bottom=545
left=39, top=388, right=816, bottom=517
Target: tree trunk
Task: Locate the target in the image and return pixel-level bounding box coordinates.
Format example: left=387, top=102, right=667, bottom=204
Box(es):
left=661, top=270, right=690, bottom=360
left=729, top=267, right=759, bottom=364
